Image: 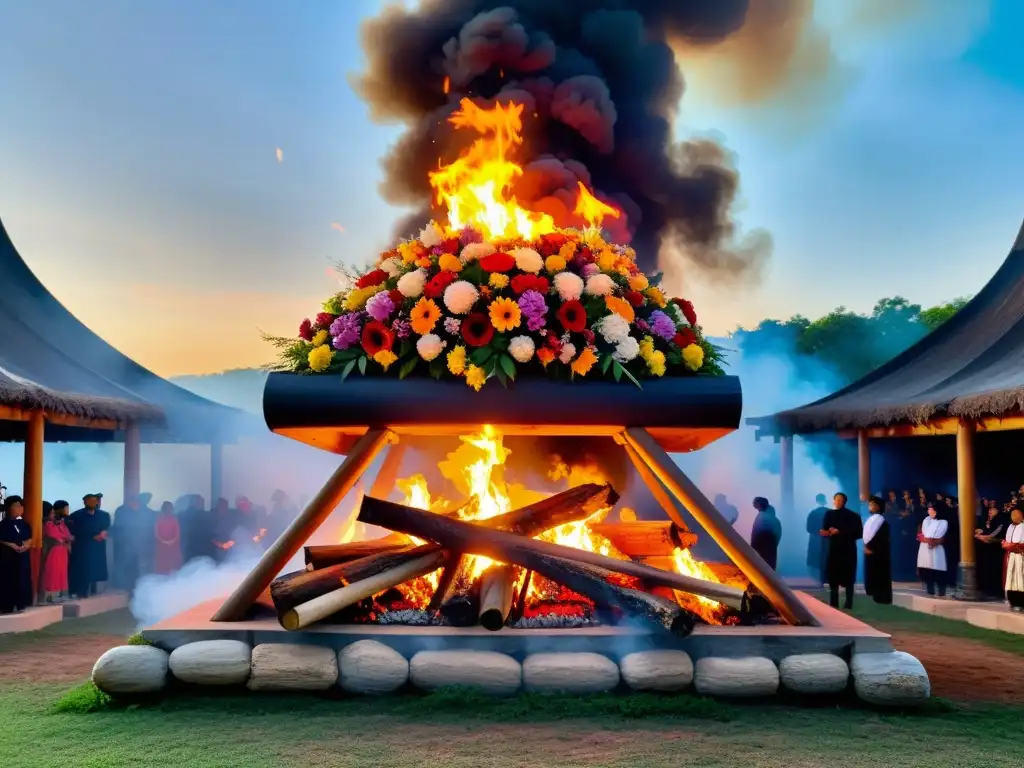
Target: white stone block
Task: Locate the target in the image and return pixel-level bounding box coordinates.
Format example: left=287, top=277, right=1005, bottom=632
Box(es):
left=168, top=640, right=251, bottom=686
left=91, top=645, right=169, bottom=694
left=523, top=653, right=619, bottom=695
left=338, top=640, right=408, bottom=695
left=619, top=650, right=693, bottom=692
left=410, top=650, right=521, bottom=695
left=779, top=654, right=849, bottom=694
left=694, top=657, right=779, bottom=698
left=247, top=644, right=338, bottom=692
left=965, top=608, right=1001, bottom=631
left=851, top=651, right=930, bottom=706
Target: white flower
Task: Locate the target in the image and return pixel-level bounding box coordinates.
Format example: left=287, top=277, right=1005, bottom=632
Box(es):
left=419, top=221, right=444, bottom=248
left=613, top=336, right=640, bottom=362
left=553, top=272, right=584, bottom=302
left=460, top=241, right=496, bottom=263
left=666, top=301, right=686, bottom=325
left=585, top=274, right=615, bottom=296
left=559, top=342, right=577, bottom=365
left=509, top=335, right=535, bottom=363
left=597, top=313, right=630, bottom=345
left=416, top=333, right=445, bottom=361
left=397, top=268, right=427, bottom=299
left=379, top=256, right=402, bottom=276
left=443, top=280, right=479, bottom=315
left=511, top=247, right=543, bottom=274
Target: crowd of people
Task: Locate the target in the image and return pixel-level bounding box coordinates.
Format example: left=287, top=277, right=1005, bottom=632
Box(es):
left=0, top=489, right=300, bottom=615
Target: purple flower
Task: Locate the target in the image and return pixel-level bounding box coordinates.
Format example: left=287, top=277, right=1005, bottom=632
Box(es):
left=581, top=263, right=600, bottom=279
left=518, top=289, right=548, bottom=332
left=365, top=291, right=395, bottom=323
left=459, top=226, right=483, bottom=245
left=636, top=319, right=650, bottom=333
left=443, top=317, right=461, bottom=335
left=330, top=313, right=363, bottom=350
left=649, top=310, right=676, bottom=342
left=392, top=318, right=411, bottom=339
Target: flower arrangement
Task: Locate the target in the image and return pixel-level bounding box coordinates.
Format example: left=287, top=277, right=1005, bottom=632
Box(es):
left=271, top=223, right=723, bottom=391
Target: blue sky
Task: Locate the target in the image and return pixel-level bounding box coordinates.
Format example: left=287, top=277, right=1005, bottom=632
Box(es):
left=0, top=0, right=1021, bottom=376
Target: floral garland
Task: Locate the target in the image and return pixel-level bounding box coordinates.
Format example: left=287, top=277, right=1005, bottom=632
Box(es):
left=272, top=223, right=723, bottom=390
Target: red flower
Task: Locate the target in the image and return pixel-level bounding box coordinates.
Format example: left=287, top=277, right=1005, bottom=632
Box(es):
left=557, top=300, right=587, bottom=333
left=461, top=313, right=494, bottom=347
left=424, top=271, right=457, bottom=298
left=624, top=291, right=644, bottom=307
left=356, top=269, right=388, bottom=289
left=575, top=246, right=594, bottom=264
left=315, top=312, right=336, bottom=329
left=582, top=329, right=595, bottom=344
left=480, top=252, right=516, bottom=272
left=673, top=297, right=697, bottom=326
left=511, top=274, right=550, bottom=294
left=537, top=233, right=567, bottom=257
left=545, top=331, right=562, bottom=355
left=361, top=321, right=395, bottom=356
left=298, top=318, right=314, bottom=341
left=673, top=328, right=697, bottom=348
left=388, top=289, right=405, bottom=307
left=439, top=237, right=461, bottom=254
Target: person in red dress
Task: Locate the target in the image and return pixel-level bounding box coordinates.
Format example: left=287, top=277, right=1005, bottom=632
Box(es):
left=153, top=501, right=183, bottom=575
left=42, top=500, right=73, bottom=602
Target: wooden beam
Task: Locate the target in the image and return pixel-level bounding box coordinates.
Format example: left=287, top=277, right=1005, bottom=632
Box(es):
left=857, top=430, right=870, bottom=505
left=211, top=428, right=394, bottom=621
left=779, top=435, right=794, bottom=516
left=956, top=420, right=979, bottom=599
left=622, top=427, right=819, bottom=626
left=0, top=404, right=119, bottom=430
left=836, top=413, right=1024, bottom=440
left=123, top=423, right=141, bottom=503
left=367, top=443, right=408, bottom=501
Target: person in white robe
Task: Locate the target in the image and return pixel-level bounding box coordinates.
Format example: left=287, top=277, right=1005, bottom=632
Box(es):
left=1002, top=507, right=1024, bottom=612
left=917, top=503, right=948, bottom=597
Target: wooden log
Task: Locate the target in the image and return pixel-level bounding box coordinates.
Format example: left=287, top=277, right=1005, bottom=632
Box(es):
left=357, top=497, right=745, bottom=609
left=281, top=550, right=448, bottom=631
left=588, top=522, right=697, bottom=557
left=507, top=570, right=533, bottom=622
left=478, top=564, right=518, bottom=631
left=304, top=536, right=411, bottom=569
left=270, top=544, right=442, bottom=617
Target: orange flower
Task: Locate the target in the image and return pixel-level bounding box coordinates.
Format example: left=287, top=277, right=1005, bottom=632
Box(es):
left=571, top=347, right=598, bottom=376
left=438, top=253, right=462, bottom=272
left=488, top=297, right=522, bottom=332
left=416, top=257, right=433, bottom=269
left=410, top=297, right=441, bottom=335
left=605, top=295, right=635, bottom=323
left=537, top=348, right=556, bottom=367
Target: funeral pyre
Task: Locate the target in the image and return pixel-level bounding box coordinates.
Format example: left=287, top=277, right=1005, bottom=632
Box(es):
left=269, top=428, right=759, bottom=635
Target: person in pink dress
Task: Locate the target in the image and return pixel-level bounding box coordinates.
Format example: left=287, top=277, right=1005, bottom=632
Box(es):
left=42, top=500, right=73, bottom=602
left=153, top=501, right=183, bottom=575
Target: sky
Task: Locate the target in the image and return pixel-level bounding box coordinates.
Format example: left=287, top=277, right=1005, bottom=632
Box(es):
left=0, top=0, right=1021, bottom=377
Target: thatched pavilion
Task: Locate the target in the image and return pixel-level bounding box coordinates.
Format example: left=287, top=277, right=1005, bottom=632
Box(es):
left=747, top=218, right=1024, bottom=600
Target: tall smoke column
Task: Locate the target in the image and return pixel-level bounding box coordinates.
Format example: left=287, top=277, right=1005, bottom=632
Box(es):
left=352, top=0, right=808, bottom=278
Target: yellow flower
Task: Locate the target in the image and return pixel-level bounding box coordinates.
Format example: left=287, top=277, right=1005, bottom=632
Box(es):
left=571, top=347, right=598, bottom=377
left=646, top=350, right=666, bottom=377
left=398, top=241, right=419, bottom=264
left=373, top=349, right=398, bottom=371
left=343, top=285, right=383, bottom=312
left=410, top=297, right=441, bottom=335
left=438, top=253, right=462, bottom=272
left=628, top=274, right=648, bottom=292
left=559, top=241, right=577, bottom=261
left=311, top=329, right=329, bottom=347
left=645, top=286, right=667, bottom=308
left=682, top=343, right=704, bottom=372
left=489, top=273, right=509, bottom=289
left=605, top=295, right=635, bottom=323
left=545, top=255, right=566, bottom=273
left=447, top=345, right=467, bottom=375
left=307, top=345, right=333, bottom=372
left=465, top=364, right=487, bottom=391
left=488, top=297, right=522, bottom=332
left=639, top=336, right=656, bottom=361
left=597, top=250, right=617, bottom=273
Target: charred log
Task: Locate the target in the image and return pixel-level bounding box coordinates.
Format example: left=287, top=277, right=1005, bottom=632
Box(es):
left=304, top=535, right=411, bottom=569
left=588, top=522, right=697, bottom=557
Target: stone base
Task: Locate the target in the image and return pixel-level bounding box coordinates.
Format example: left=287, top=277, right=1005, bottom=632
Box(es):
left=0, top=605, right=64, bottom=634
left=63, top=592, right=130, bottom=619
left=965, top=607, right=1024, bottom=634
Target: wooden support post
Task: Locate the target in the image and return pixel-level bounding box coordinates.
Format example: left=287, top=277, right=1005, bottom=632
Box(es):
left=210, top=442, right=224, bottom=503
left=857, top=430, right=871, bottom=510
left=123, top=423, right=141, bottom=503
left=212, top=428, right=394, bottom=621
left=367, top=443, right=407, bottom=500
left=24, top=410, right=45, bottom=597
left=955, top=420, right=979, bottom=600
left=622, top=427, right=818, bottom=626
left=779, top=435, right=794, bottom=517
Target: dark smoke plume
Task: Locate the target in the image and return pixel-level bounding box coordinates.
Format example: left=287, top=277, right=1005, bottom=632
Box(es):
left=353, top=0, right=803, bottom=278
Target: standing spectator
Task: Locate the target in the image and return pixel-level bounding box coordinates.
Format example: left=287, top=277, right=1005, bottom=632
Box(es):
left=713, top=494, right=740, bottom=527
left=821, top=492, right=863, bottom=610
left=68, top=493, right=111, bottom=598
left=975, top=501, right=1008, bottom=598
left=42, top=500, right=73, bottom=602
left=0, top=495, right=32, bottom=614
left=153, top=501, right=183, bottom=575
left=750, top=497, right=781, bottom=570
left=262, top=490, right=297, bottom=548
left=917, top=503, right=949, bottom=597
left=863, top=496, right=893, bottom=604
left=805, top=494, right=830, bottom=584
left=1003, top=507, right=1024, bottom=612
left=179, top=495, right=210, bottom=563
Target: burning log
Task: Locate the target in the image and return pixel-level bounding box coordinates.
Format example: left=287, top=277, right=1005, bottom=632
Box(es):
left=477, top=564, right=517, bottom=631
left=507, top=570, right=533, bottom=622
left=588, top=522, right=697, bottom=557
left=304, top=535, right=411, bottom=570
left=280, top=549, right=448, bottom=631
left=357, top=496, right=745, bottom=609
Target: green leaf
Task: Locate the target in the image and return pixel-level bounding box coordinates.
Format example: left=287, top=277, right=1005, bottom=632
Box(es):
left=471, top=346, right=494, bottom=366
left=618, top=363, right=644, bottom=390
left=399, top=339, right=414, bottom=358
left=499, top=355, right=516, bottom=380
left=357, top=356, right=367, bottom=376
left=398, top=357, right=418, bottom=380
left=429, top=358, right=445, bottom=380
left=494, top=366, right=508, bottom=387
left=601, top=354, right=614, bottom=374
left=340, top=358, right=357, bottom=382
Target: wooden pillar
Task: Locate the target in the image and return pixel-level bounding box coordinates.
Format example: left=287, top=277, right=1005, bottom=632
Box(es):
left=779, top=435, right=795, bottom=517
left=24, top=410, right=45, bottom=597
left=210, top=442, right=224, bottom=503
left=123, top=423, right=141, bottom=503
left=956, top=420, right=979, bottom=600
left=857, top=430, right=870, bottom=509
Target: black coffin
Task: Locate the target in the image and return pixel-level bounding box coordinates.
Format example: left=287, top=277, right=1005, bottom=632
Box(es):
left=263, top=373, right=741, bottom=454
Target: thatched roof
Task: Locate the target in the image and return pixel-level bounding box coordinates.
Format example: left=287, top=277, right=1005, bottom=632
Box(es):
left=0, top=365, right=164, bottom=424
left=0, top=216, right=258, bottom=444
left=749, top=217, right=1024, bottom=436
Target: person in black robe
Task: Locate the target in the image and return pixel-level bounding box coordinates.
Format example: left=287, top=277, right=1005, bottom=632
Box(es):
left=974, top=501, right=1008, bottom=598
left=750, top=497, right=782, bottom=570
left=892, top=491, right=919, bottom=582
left=805, top=494, right=830, bottom=583
left=179, top=495, right=213, bottom=563
left=67, top=493, right=111, bottom=598
left=0, top=495, right=33, bottom=614
left=942, top=496, right=961, bottom=588
left=862, top=495, right=892, bottom=604
left=821, top=492, right=863, bottom=609
left=112, top=493, right=150, bottom=591
left=210, top=497, right=237, bottom=564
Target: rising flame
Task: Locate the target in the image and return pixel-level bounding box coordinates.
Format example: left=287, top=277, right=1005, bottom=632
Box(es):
left=428, top=99, right=619, bottom=241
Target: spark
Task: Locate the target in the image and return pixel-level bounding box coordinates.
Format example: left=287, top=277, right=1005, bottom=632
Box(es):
left=275, top=147, right=283, bottom=163
left=330, top=222, right=345, bottom=233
